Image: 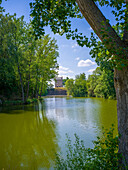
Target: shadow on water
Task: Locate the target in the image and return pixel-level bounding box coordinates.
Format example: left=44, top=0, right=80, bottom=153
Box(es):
left=0, top=100, right=59, bottom=169
left=0, top=102, right=39, bottom=114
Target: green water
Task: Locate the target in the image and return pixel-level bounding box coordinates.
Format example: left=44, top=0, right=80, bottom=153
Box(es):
left=0, top=97, right=117, bottom=169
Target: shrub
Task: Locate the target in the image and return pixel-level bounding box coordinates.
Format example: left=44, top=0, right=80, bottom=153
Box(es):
left=55, top=126, right=123, bottom=169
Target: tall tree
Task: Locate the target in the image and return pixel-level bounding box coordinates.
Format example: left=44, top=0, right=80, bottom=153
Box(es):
left=88, top=67, right=116, bottom=99
left=13, top=16, right=27, bottom=103
left=30, top=0, right=128, bottom=165
left=0, top=10, right=59, bottom=102
left=0, top=14, right=20, bottom=98
left=31, top=35, right=59, bottom=97
left=65, top=79, right=74, bottom=96
left=87, top=67, right=102, bottom=97
left=65, top=73, right=87, bottom=97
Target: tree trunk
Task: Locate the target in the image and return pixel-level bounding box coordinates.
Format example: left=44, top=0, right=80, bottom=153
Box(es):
left=18, top=65, right=25, bottom=103
left=40, top=85, right=42, bottom=97
left=35, top=78, right=39, bottom=99
left=76, top=0, right=128, bottom=166
left=114, top=67, right=128, bottom=166
left=26, top=58, right=31, bottom=101
left=76, top=0, right=123, bottom=52
left=36, top=87, right=39, bottom=99
left=26, top=80, right=30, bottom=101
left=26, top=70, right=30, bottom=101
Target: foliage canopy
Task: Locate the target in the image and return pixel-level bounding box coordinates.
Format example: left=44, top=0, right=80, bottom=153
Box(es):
left=0, top=13, right=59, bottom=102
left=30, top=0, right=128, bottom=68
left=55, top=126, right=122, bottom=169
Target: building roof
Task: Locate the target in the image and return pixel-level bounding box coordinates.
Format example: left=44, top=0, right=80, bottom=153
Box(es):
left=55, top=77, right=63, bottom=80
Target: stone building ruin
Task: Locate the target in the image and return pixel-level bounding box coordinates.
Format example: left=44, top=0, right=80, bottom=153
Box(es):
left=55, top=77, right=63, bottom=87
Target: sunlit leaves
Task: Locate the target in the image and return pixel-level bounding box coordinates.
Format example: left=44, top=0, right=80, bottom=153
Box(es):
left=94, top=0, right=128, bottom=34
left=87, top=66, right=116, bottom=99
left=55, top=126, right=120, bottom=169
left=30, top=0, right=128, bottom=69
left=30, top=0, right=82, bottom=36
left=65, top=73, right=87, bottom=97
left=0, top=13, right=59, bottom=99
left=30, top=0, right=92, bottom=47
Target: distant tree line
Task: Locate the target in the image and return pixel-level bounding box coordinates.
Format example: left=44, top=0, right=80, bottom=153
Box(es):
left=0, top=12, right=115, bottom=102
left=0, top=13, right=59, bottom=103
left=65, top=73, right=87, bottom=97
left=65, top=67, right=116, bottom=99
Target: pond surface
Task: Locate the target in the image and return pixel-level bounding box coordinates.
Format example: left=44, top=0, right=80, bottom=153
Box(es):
left=0, top=97, right=117, bottom=169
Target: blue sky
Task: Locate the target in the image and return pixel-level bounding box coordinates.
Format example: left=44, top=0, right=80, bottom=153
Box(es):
left=2, top=0, right=116, bottom=79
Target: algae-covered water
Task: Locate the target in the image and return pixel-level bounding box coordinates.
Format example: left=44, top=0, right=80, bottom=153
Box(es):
left=0, top=97, right=117, bottom=169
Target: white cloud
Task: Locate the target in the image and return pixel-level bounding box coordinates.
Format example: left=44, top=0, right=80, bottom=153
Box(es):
left=68, top=70, right=73, bottom=73
left=75, top=57, right=80, bottom=61
left=59, top=70, right=73, bottom=74
left=87, top=69, right=95, bottom=73
left=58, top=65, right=74, bottom=77
left=72, top=43, right=78, bottom=48
left=78, top=59, right=96, bottom=67
left=59, top=70, right=68, bottom=74
left=59, top=66, right=69, bottom=71
left=58, top=75, right=74, bottom=79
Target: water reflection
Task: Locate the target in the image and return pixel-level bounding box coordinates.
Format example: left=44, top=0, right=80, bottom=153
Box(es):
left=45, top=97, right=117, bottom=149
left=45, top=97, right=117, bottom=131
left=0, top=97, right=117, bottom=169
left=0, top=101, right=59, bottom=169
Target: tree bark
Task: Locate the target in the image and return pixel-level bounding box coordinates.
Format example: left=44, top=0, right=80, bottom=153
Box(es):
left=76, top=0, right=128, bottom=166
left=18, top=65, right=25, bottom=103
left=40, top=84, right=42, bottom=97
left=26, top=79, right=30, bottom=101
left=36, top=87, right=39, bottom=99
left=26, top=66, right=30, bottom=101
left=76, top=0, right=123, bottom=52
left=114, top=1, right=128, bottom=166
left=123, top=0, right=128, bottom=42
left=114, top=67, right=128, bottom=166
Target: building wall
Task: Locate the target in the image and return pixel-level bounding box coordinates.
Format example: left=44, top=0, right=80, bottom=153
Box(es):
left=47, top=89, right=67, bottom=95
left=55, top=77, right=63, bottom=87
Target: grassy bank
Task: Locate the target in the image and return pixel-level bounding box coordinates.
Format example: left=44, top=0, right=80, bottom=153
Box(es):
left=0, top=98, right=43, bottom=106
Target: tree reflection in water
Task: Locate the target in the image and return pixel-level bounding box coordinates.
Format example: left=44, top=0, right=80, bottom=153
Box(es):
left=0, top=100, right=59, bottom=169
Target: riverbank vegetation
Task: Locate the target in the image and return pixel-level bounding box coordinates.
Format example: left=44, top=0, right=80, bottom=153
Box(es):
left=0, top=12, right=59, bottom=104
left=1, top=0, right=128, bottom=166
left=65, top=66, right=116, bottom=99
left=65, top=73, right=87, bottom=97
left=55, top=126, right=123, bottom=169
left=30, top=0, right=128, bottom=165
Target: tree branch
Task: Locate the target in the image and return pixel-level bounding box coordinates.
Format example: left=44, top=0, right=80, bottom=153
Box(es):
left=76, top=0, right=124, bottom=53
left=123, top=0, right=128, bottom=42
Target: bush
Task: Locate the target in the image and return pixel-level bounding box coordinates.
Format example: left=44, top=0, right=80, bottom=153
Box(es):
left=55, top=126, right=123, bottom=169
left=26, top=98, right=38, bottom=104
